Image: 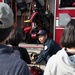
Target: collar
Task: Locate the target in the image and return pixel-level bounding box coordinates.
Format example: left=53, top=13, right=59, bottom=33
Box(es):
left=43, top=38, right=50, bottom=45
left=0, top=44, right=13, bottom=54
left=61, top=48, right=75, bottom=67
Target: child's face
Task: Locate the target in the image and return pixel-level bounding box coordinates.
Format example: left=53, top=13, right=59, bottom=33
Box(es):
left=38, top=35, right=47, bottom=43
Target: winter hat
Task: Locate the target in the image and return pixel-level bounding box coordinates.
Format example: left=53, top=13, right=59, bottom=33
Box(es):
left=0, top=2, right=14, bottom=29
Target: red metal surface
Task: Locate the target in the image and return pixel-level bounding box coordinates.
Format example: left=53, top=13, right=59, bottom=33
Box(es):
left=56, top=9, right=75, bottom=18
left=55, top=0, right=64, bottom=45
left=56, top=0, right=75, bottom=17
left=55, top=0, right=75, bottom=46
left=55, top=27, right=64, bottom=46
left=0, top=0, right=2, bottom=2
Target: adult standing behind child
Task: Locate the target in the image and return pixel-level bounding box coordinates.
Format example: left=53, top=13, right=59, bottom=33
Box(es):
left=9, top=30, right=31, bottom=64
left=0, top=2, right=30, bottom=75
left=44, top=19, right=75, bottom=75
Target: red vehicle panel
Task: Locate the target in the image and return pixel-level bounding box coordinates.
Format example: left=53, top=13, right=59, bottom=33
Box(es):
left=0, top=0, right=2, bottom=2
left=55, top=0, right=75, bottom=45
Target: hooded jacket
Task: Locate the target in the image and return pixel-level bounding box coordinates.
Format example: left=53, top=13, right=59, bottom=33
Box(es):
left=0, top=45, right=30, bottom=75
left=44, top=48, right=75, bottom=75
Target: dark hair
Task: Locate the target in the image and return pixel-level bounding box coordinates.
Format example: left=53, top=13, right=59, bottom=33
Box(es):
left=0, top=26, right=13, bottom=42
left=60, top=19, right=75, bottom=48
left=9, top=30, right=22, bottom=46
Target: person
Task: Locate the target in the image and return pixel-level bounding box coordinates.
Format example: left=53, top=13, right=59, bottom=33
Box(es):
left=0, top=2, right=30, bottom=75
left=9, top=30, right=31, bottom=64
left=33, top=30, right=61, bottom=65
left=44, top=19, right=75, bottom=75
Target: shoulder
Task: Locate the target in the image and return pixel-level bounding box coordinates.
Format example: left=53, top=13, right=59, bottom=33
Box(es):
left=47, top=54, right=56, bottom=64
left=10, top=55, right=29, bottom=70
left=10, top=54, right=25, bottom=64
left=44, top=38, right=52, bottom=45
left=6, top=53, right=28, bottom=69
left=14, top=58, right=30, bottom=75
left=47, top=49, right=64, bottom=65
left=47, top=38, right=58, bottom=44
left=50, top=39, right=61, bottom=49
left=46, top=38, right=54, bottom=44
left=44, top=49, right=65, bottom=75
left=45, top=54, right=57, bottom=73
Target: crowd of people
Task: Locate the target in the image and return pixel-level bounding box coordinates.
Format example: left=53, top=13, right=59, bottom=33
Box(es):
left=0, top=2, right=75, bottom=75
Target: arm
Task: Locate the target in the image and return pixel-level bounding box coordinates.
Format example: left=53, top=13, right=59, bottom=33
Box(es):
left=35, top=50, right=45, bottom=64
left=35, top=46, right=51, bottom=64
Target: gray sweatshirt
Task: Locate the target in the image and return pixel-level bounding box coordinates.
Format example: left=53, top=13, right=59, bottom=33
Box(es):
left=44, top=48, right=75, bottom=75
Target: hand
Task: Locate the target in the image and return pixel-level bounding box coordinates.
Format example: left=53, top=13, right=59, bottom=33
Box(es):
left=31, top=61, right=36, bottom=64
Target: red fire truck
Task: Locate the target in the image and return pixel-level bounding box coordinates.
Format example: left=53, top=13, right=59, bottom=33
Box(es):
left=1, top=0, right=75, bottom=45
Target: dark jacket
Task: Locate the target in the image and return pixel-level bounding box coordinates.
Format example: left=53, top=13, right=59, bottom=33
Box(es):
left=12, top=46, right=31, bottom=64
left=35, top=38, right=61, bottom=64
left=0, top=45, right=30, bottom=75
